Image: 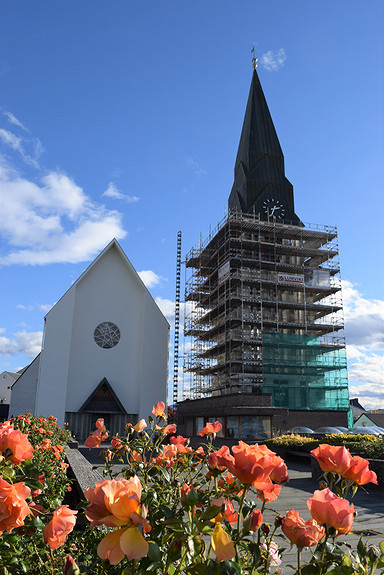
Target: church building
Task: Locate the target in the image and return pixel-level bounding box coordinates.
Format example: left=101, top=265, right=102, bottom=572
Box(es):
left=9, top=239, right=169, bottom=441
left=178, top=63, right=350, bottom=437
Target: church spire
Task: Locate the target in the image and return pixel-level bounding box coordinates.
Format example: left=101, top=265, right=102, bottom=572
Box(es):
left=228, top=67, right=301, bottom=225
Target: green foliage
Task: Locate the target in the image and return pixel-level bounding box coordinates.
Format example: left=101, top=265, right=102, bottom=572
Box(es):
left=264, top=433, right=384, bottom=459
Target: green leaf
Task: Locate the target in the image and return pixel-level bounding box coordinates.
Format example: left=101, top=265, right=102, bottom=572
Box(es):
left=300, top=565, right=320, bottom=575
left=213, top=560, right=242, bottom=575
left=2, top=466, right=16, bottom=482
left=26, top=478, right=45, bottom=491
left=32, top=516, right=45, bottom=531
left=147, top=541, right=162, bottom=562
left=154, top=464, right=170, bottom=482
left=167, top=539, right=183, bottom=563
left=380, top=540, right=384, bottom=555
left=247, top=542, right=260, bottom=562
left=200, top=505, right=222, bottom=521
left=341, top=554, right=353, bottom=568
left=159, top=504, right=174, bottom=519
left=21, top=462, right=41, bottom=479
left=357, top=538, right=367, bottom=557
left=186, top=565, right=210, bottom=575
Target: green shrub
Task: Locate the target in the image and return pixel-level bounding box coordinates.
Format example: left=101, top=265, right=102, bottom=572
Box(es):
left=264, top=433, right=384, bottom=459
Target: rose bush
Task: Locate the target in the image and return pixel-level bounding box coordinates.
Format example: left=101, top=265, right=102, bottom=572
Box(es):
left=0, top=406, right=383, bottom=574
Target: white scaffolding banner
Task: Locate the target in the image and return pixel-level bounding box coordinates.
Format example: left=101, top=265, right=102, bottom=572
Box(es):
left=304, top=268, right=331, bottom=288
left=218, top=261, right=230, bottom=284
left=277, top=273, right=304, bottom=285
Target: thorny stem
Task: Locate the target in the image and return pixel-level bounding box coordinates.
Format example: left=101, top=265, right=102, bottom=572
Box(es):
left=263, top=523, right=279, bottom=575
left=297, top=547, right=302, bottom=575
left=235, top=486, right=248, bottom=562
left=173, top=546, right=189, bottom=575
left=318, top=530, right=330, bottom=575
left=257, top=498, right=267, bottom=547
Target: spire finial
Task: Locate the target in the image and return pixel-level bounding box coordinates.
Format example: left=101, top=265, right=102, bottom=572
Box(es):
left=251, top=46, right=258, bottom=69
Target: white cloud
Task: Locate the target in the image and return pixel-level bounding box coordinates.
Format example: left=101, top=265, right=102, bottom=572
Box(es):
left=0, top=128, right=39, bottom=168
left=0, top=167, right=126, bottom=265
left=138, top=270, right=162, bottom=288
left=260, top=49, right=287, bottom=72
left=155, top=297, right=175, bottom=323
left=343, top=280, right=384, bottom=348
left=102, top=182, right=140, bottom=203
left=341, top=280, right=384, bottom=410
left=155, top=298, right=195, bottom=330
left=0, top=128, right=23, bottom=151
left=38, top=303, right=53, bottom=313
left=16, top=303, right=53, bottom=313
left=0, top=330, right=43, bottom=358
left=186, top=156, right=207, bottom=176
left=349, top=354, right=384, bottom=387
left=3, top=110, right=28, bottom=131
left=0, top=111, right=128, bottom=266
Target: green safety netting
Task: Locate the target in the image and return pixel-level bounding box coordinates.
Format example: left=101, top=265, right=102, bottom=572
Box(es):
left=261, top=332, right=349, bottom=411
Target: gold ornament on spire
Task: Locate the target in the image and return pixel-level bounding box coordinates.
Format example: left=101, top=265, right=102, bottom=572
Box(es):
left=251, top=46, right=258, bottom=69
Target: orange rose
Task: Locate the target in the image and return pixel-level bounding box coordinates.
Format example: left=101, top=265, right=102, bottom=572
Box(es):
left=169, top=435, right=193, bottom=454
left=257, top=483, right=281, bottom=503
left=311, top=444, right=352, bottom=475
left=152, top=401, right=165, bottom=417
left=282, top=509, right=325, bottom=547
left=269, top=456, right=289, bottom=484
left=64, top=554, right=79, bottom=575
left=208, top=452, right=226, bottom=471
left=111, top=436, right=123, bottom=450
left=84, top=419, right=108, bottom=448
left=249, top=509, right=263, bottom=532
left=132, top=419, right=147, bottom=433
left=215, top=442, right=277, bottom=487
left=307, top=488, right=354, bottom=534
left=162, top=423, right=177, bottom=435
left=131, top=450, right=144, bottom=463
left=97, top=525, right=149, bottom=564
left=85, top=476, right=142, bottom=527
left=163, top=444, right=178, bottom=459
left=0, top=425, right=33, bottom=465
left=342, top=456, right=378, bottom=486
left=85, top=476, right=149, bottom=563
left=0, top=478, right=31, bottom=534
left=210, top=498, right=238, bottom=524
left=198, top=421, right=222, bottom=437
left=43, top=505, right=77, bottom=550
left=211, top=523, right=235, bottom=562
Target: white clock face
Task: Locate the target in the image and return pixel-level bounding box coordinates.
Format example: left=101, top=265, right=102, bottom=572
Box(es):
left=262, top=199, right=286, bottom=219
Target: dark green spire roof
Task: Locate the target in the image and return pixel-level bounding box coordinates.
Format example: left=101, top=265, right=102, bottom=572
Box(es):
left=228, top=69, right=301, bottom=225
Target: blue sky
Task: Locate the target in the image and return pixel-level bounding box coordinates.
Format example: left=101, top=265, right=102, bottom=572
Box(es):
left=0, top=0, right=383, bottom=409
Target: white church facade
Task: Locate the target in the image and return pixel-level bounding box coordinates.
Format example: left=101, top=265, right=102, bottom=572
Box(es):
left=10, top=239, right=169, bottom=441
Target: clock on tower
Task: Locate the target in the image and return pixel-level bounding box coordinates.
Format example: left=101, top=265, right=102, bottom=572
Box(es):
left=262, top=198, right=286, bottom=219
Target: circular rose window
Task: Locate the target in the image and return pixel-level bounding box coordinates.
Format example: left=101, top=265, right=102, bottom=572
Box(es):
left=94, top=322, right=121, bottom=349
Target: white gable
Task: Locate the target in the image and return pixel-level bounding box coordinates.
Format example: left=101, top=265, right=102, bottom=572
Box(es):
left=12, top=240, right=169, bottom=430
